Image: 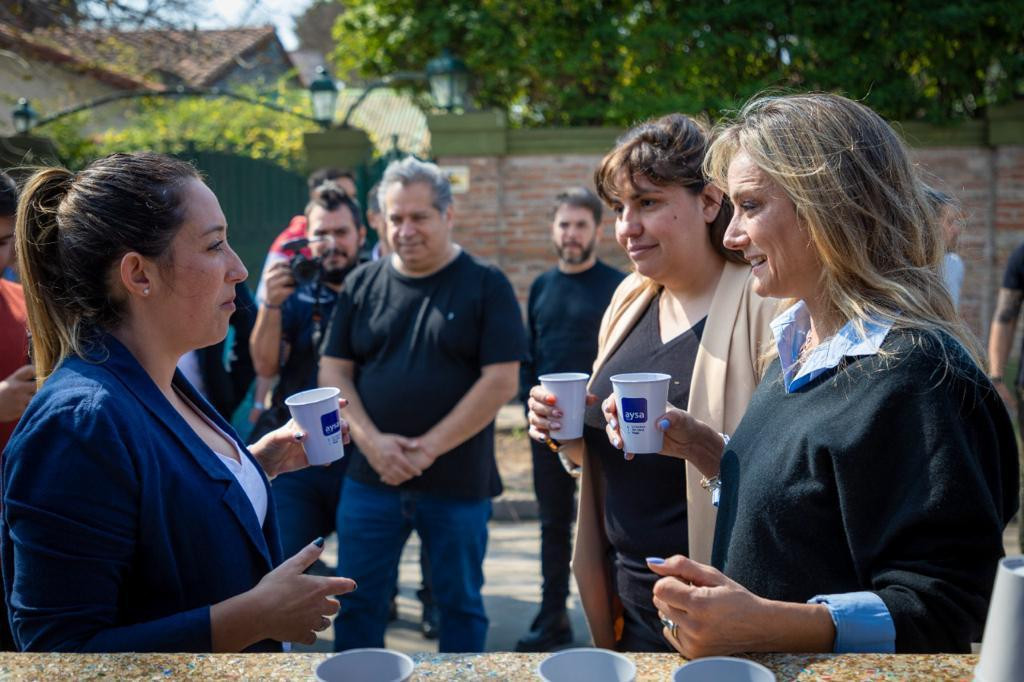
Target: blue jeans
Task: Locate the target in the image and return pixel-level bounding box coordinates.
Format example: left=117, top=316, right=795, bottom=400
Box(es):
left=272, top=459, right=347, bottom=560
left=334, top=478, right=491, bottom=652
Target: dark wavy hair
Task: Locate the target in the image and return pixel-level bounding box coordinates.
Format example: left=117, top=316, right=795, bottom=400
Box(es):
left=595, top=113, right=743, bottom=264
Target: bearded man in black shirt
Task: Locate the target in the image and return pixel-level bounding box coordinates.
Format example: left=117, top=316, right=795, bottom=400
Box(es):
left=319, top=157, right=526, bottom=652
left=515, top=188, right=624, bottom=651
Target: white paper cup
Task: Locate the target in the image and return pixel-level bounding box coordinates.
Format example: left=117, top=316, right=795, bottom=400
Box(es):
left=539, top=372, right=589, bottom=440
left=285, top=387, right=344, bottom=466
left=975, top=555, right=1024, bottom=682
left=537, top=647, right=636, bottom=682
left=315, top=648, right=414, bottom=682
left=673, top=657, right=776, bottom=682
left=610, top=372, right=671, bottom=454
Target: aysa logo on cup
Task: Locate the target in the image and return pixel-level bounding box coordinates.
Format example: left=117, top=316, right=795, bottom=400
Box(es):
left=320, top=410, right=341, bottom=438
left=621, top=397, right=648, bottom=424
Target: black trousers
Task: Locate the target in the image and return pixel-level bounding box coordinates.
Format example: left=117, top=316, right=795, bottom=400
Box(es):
left=530, top=438, right=578, bottom=613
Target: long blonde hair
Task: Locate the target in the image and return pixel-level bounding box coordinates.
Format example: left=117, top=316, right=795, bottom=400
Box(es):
left=705, top=93, right=981, bottom=364
left=16, top=152, right=198, bottom=384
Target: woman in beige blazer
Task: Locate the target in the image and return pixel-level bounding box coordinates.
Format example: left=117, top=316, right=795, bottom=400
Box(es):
left=527, top=114, right=776, bottom=650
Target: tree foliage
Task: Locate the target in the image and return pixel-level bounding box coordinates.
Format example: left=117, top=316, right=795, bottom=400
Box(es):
left=1, top=0, right=211, bottom=30
left=332, top=0, right=1024, bottom=126
left=293, top=0, right=347, bottom=56
left=42, top=86, right=316, bottom=171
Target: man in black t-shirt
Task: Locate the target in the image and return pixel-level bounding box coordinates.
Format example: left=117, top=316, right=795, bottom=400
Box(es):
left=515, top=188, right=624, bottom=652
left=987, top=241, right=1024, bottom=551
left=320, top=157, right=526, bottom=653
left=249, top=185, right=365, bottom=568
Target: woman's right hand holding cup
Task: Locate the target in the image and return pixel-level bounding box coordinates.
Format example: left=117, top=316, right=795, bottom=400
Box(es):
left=527, top=385, right=598, bottom=443
left=655, top=407, right=727, bottom=479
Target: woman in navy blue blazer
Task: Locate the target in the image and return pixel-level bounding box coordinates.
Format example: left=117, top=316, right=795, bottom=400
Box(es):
left=2, top=152, right=355, bottom=652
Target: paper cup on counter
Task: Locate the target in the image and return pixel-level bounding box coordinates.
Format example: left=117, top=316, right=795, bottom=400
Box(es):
left=610, top=372, right=671, bottom=454
left=673, top=657, right=776, bottom=682
left=539, top=372, right=589, bottom=440
left=315, top=648, right=414, bottom=682
left=538, top=647, right=636, bottom=682
left=975, top=555, right=1024, bottom=682
left=285, top=387, right=344, bottom=465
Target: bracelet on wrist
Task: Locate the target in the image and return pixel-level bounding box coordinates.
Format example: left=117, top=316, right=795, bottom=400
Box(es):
left=262, top=301, right=282, bottom=310
left=700, top=474, right=722, bottom=507
left=988, top=374, right=1004, bottom=384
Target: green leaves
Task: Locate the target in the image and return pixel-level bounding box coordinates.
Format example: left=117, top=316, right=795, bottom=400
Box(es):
left=332, top=0, right=1024, bottom=126
left=42, top=84, right=315, bottom=171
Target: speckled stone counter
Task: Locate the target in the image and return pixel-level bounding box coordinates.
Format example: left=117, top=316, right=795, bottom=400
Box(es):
left=0, top=652, right=977, bottom=680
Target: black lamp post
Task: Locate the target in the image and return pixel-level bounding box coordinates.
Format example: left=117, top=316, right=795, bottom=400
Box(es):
left=425, top=50, right=469, bottom=112
left=12, top=98, right=38, bottom=134
left=309, top=66, right=340, bottom=129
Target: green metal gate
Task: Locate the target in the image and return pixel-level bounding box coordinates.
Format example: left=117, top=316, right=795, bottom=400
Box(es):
left=175, top=148, right=308, bottom=287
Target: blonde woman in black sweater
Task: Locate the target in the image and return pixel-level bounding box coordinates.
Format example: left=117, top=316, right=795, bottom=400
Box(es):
left=628, top=93, right=1018, bottom=656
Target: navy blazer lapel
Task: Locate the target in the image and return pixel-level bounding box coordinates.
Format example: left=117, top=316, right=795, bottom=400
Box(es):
left=90, top=334, right=274, bottom=568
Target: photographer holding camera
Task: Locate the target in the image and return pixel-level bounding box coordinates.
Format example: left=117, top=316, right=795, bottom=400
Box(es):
left=250, top=183, right=366, bottom=567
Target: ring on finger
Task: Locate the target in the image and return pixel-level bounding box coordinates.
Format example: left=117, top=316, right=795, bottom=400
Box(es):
left=659, top=615, right=678, bottom=641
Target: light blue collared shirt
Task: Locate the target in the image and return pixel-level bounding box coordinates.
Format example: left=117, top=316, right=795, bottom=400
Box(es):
left=771, top=301, right=893, bottom=393
left=770, top=300, right=897, bottom=653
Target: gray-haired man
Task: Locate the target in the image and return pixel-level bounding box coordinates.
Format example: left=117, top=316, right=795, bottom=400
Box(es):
left=319, top=157, right=527, bottom=652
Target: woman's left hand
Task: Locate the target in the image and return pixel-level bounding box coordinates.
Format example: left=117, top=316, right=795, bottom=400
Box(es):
left=648, top=555, right=774, bottom=658
left=250, top=398, right=350, bottom=478
left=601, top=395, right=634, bottom=461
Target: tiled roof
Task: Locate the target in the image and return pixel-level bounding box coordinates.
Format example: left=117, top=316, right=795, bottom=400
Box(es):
left=24, top=25, right=285, bottom=88
left=0, top=21, right=163, bottom=90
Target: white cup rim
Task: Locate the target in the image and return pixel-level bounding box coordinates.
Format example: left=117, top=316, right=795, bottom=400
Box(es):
left=610, top=372, right=671, bottom=383
left=537, top=647, right=637, bottom=682
left=539, top=372, right=590, bottom=382
left=315, top=648, right=414, bottom=682
left=285, top=386, right=340, bottom=407
left=672, top=656, right=776, bottom=681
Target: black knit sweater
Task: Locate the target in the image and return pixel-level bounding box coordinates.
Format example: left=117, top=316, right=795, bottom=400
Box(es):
left=712, top=330, right=1019, bottom=653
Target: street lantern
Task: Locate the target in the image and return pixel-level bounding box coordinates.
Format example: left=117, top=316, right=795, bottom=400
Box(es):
left=425, top=50, right=469, bottom=112
left=309, top=66, right=339, bottom=129
left=12, top=98, right=38, bottom=134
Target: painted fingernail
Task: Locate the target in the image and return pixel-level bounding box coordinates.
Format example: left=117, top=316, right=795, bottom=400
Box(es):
left=313, top=536, right=325, bottom=548
left=612, top=436, right=621, bottom=448
left=658, top=418, right=670, bottom=431
left=552, top=410, right=563, bottom=418
left=551, top=422, right=562, bottom=430
left=646, top=557, right=666, bottom=565
left=609, top=417, right=618, bottom=429
left=545, top=395, right=557, bottom=405
left=624, top=452, right=634, bottom=461
left=294, top=431, right=306, bottom=441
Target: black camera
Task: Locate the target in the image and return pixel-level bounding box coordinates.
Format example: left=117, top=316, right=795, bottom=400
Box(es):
left=281, top=238, right=322, bottom=287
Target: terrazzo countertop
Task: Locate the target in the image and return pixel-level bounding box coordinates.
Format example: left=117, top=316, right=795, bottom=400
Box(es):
left=0, top=651, right=977, bottom=680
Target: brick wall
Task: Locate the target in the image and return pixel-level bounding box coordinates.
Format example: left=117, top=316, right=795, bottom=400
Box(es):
left=440, top=144, right=1024, bottom=344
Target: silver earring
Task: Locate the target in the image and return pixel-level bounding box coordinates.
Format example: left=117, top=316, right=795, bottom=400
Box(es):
left=142, top=287, right=150, bottom=296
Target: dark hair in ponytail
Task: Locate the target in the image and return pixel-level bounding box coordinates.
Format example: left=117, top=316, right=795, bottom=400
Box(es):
left=594, top=113, right=742, bottom=265
left=16, top=152, right=199, bottom=382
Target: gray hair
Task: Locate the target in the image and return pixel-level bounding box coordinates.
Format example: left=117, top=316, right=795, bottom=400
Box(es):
left=380, top=157, right=453, bottom=214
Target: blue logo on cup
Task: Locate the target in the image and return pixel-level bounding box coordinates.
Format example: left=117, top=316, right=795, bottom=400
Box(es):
left=320, top=410, right=341, bottom=437
left=621, top=397, right=647, bottom=423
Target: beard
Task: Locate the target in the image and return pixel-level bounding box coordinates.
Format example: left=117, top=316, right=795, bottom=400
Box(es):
left=320, top=250, right=359, bottom=285
left=555, top=236, right=597, bottom=265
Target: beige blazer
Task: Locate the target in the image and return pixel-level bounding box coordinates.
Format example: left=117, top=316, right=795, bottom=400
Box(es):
left=571, top=260, right=777, bottom=649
